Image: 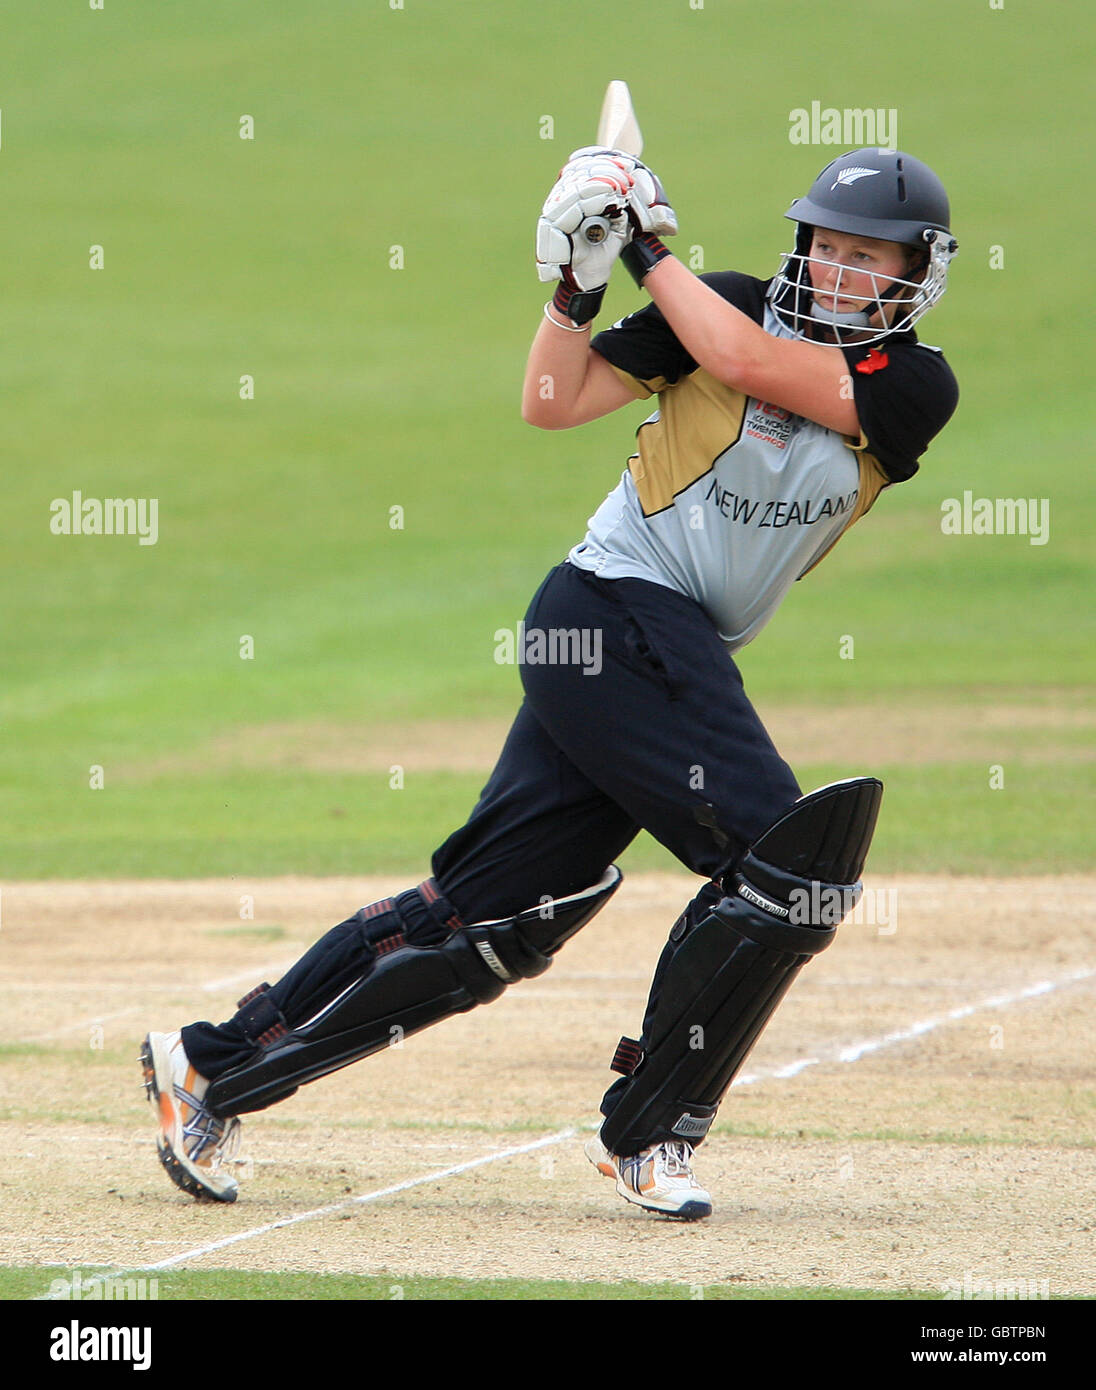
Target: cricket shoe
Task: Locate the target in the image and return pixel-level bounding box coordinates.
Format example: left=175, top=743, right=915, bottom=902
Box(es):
left=585, top=1133, right=712, bottom=1220
left=140, top=1030, right=242, bottom=1203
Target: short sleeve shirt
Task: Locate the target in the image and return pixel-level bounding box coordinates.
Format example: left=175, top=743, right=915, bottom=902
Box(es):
left=567, top=272, right=958, bottom=651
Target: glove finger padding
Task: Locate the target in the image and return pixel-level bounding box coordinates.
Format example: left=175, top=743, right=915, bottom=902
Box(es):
left=536, top=158, right=637, bottom=288
left=563, top=147, right=677, bottom=237
left=627, top=164, right=679, bottom=237
left=566, top=145, right=641, bottom=169
left=541, top=158, right=635, bottom=233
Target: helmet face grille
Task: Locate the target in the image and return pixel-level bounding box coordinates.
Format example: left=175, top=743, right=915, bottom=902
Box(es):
left=768, top=231, right=956, bottom=346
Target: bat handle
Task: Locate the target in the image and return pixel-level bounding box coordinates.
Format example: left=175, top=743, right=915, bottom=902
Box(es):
left=582, top=215, right=612, bottom=245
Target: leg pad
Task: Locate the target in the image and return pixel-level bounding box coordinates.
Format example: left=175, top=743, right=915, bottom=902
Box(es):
left=599, top=777, right=882, bottom=1155
left=206, top=866, right=622, bottom=1118
left=600, top=896, right=833, bottom=1153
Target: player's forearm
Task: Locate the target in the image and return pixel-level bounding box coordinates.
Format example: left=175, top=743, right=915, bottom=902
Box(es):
left=521, top=309, right=594, bottom=429
left=643, top=255, right=771, bottom=385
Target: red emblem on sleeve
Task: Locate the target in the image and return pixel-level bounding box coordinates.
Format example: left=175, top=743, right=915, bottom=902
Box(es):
left=855, top=349, right=890, bottom=374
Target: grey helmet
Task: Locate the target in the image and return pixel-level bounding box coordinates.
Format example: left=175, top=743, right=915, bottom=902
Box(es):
left=769, top=147, right=958, bottom=345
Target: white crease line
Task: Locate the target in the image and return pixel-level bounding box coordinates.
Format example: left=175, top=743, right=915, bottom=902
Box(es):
left=145, top=1128, right=576, bottom=1271
left=35, top=1129, right=574, bottom=1298
left=735, top=967, right=1095, bottom=1086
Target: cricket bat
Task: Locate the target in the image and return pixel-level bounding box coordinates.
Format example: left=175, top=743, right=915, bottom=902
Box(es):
left=582, top=81, right=643, bottom=245
left=597, top=79, right=643, bottom=157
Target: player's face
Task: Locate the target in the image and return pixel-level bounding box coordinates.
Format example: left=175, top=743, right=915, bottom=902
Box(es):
left=806, top=229, right=913, bottom=324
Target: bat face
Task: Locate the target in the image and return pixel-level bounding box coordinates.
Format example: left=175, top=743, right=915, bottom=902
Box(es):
left=597, top=80, right=643, bottom=157
left=580, top=81, right=644, bottom=246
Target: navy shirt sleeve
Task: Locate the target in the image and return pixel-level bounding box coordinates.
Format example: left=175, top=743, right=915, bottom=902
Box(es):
left=842, top=341, right=959, bottom=482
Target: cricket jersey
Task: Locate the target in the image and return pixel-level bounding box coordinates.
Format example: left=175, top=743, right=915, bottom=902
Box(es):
left=567, top=271, right=958, bottom=652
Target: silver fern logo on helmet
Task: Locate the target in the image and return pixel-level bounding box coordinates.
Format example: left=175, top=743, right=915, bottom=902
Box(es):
left=831, top=167, right=881, bottom=189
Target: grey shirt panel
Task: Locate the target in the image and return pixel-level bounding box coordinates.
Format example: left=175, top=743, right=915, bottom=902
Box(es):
left=569, top=304, right=862, bottom=652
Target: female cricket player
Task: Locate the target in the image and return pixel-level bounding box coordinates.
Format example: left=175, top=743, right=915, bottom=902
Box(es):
left=141, top=145, right=958, bottom=1220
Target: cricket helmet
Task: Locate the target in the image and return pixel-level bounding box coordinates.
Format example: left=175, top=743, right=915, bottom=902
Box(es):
left=769, top=147, right=957, bottom=345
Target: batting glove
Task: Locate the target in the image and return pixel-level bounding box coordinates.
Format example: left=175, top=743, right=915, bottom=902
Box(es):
left=536, top=153, right=640, bottom=326
left=536, top=152, right=635, bottom=287
left=626, top=162, right=679, bottom=238
left=566, top=146, right=679, bottom=238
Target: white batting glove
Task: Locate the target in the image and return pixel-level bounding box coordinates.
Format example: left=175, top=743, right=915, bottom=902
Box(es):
left=536, top=152, right=636, bottom=290
left=566, top=146, right=679, bottom=238
left=627, top=162, right=679, bottom=238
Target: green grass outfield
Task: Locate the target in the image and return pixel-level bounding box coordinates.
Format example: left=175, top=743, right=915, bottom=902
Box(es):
left=1, top=0, right=1091, bottom=880
left=4, top=1264, right=939, bottom=1301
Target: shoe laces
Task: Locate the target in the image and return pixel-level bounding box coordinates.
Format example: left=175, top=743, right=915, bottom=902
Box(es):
left=658, top=1141, right=696, bottom=1179
left=181, top=1094, right=241, bottom=1170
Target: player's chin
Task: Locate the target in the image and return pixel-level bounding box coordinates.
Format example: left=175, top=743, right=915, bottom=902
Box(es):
left=812, top=291, right=868, bottom=313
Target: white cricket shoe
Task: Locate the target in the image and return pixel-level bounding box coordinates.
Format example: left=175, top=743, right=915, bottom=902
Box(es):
left=140, top=1030, right=242, bottom=1203
left=585, top=1132, right=712, bottom=1220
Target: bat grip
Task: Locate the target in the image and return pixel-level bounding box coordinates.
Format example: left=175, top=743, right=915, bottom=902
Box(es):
left=582, top=216, right=612, bottom=245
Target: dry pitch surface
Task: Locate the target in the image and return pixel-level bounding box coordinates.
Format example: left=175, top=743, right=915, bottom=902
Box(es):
left=0, top=873, right=1092, bottom=1297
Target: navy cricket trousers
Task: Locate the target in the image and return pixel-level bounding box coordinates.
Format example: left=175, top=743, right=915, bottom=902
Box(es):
left=182, top=561, right=802, bottom=1106
left=432, top=561, right=800, bottom=923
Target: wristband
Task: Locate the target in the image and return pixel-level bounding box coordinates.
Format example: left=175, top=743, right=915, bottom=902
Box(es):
left=621, top=233, right=672, bottom=286
left=552, top=270, right=606, bottom=326
left=543, top=302, right=588, bottom=332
